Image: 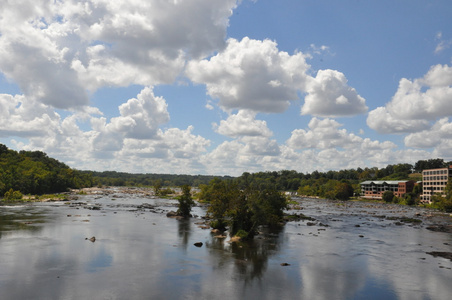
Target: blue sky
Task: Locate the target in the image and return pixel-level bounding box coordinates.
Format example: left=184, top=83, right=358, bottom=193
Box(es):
left=0, top=0, right=452, bottom=176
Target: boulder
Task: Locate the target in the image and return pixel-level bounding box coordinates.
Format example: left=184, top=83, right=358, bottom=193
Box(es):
left=166, top=211, right=179, bottom=217
left=85, top=236, right=96, bottom=242
left=280, top=263, right=291, bottom=266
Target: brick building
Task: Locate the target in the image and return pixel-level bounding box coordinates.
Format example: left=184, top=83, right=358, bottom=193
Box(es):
left=360, top=180, right=415, bottom=199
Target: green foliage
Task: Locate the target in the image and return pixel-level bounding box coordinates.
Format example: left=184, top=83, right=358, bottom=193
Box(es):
left=297, top=179, right=353, bottom=200
left=177, top=185, right=195, bottom=217
left=235, top=230, right=249, bottom=239
left=0, top=144, right=93, bottom=196
left=382, top=191, right=395, bottom=203
left=203, top=177, right=287, bottom=238
left=210, top=220, right=227, bottom=231
left=430, top=178, right=452, bottom=212
left=3, top=188, right=23, bottom=201
left=413, top=184, right=423, bottom=195
left=414, top=158, right=447, bottom=173
left=204, top=179, right=238, bottom=230
left=401, top=192, right=417, bottom=206
left=88, top=171, right=233, bottom=188
left=430, top=194, right=452, bottom=212
left=153, top=179, right=162, bottom=196
left=159, top=188, right=175, bottom=196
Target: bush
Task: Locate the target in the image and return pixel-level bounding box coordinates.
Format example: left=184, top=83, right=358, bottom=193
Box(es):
left=3, top=189, right=23, bottom=201
left=160, top=188, right=175, bottom=196
left=382, top=191, right=394, bottom=203
left=431, top=193, right=452, bottom=212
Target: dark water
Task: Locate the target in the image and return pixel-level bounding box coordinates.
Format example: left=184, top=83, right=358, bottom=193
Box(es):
left=1, top=190, right=451, bottom=300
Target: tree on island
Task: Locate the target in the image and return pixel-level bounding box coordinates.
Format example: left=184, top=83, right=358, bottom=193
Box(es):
left=177, top=185, right=195, bottom=217
left=201, top=178, right=287, bottom=240
left=153, top=179, right=162, bottom=196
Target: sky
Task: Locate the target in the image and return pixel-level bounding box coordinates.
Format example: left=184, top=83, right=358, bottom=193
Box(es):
left=0, top=0, right=452, bottom=176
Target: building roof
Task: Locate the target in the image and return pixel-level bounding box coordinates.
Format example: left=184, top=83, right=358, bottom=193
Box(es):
left=360, top=180, right=409, bottom=185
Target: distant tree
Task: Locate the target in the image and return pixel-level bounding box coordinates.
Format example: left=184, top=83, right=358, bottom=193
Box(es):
left=177, top=185, right=195, bottom=217
left=414, top=159, right=446, bottom=173
left=205, top=179, right=236, bottom=230
left=203, top=177, right=287, bottom=238
left=297, top=185, right=314, bottom=197
left=393, top=163, right=413, bottom=174
left=334, top=181, right=354, bottom=200
left=358, top=170, right=370, bottom=181
left=431, top=178, right=452, bottom=212
left=382, top=191, right=394, bottom=203
left=153, top=179, right=162, bottom=196
left=402, top=192, right=417, bottom=206
left=413, top=184, right=423, bottom=196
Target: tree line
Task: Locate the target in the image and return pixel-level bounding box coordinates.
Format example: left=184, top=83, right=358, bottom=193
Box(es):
left=2, top=142, right=451, bottom=206
left=86, top=170, right=233, bottom=188
left=0, top=144, right=93, bottom=197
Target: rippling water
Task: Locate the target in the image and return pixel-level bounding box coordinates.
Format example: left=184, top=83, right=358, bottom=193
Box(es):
left=1, top=189, right=451, bottom=300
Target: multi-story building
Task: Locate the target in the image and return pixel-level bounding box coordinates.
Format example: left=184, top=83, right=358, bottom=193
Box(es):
left=360, top=180, right=415, bottom=199
left=421, top=166, right=452, bottom=203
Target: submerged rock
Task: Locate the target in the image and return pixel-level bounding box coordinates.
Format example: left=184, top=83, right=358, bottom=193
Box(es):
left=426, top=251, right=452, bottom=261
left=426, top=225, right=452, bottom=233
left=85, top=236, right=96, bottom=242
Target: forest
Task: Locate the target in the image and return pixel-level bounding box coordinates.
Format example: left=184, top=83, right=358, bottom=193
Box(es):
left=0, top=144, right=93, bottom=197
left=86, top=170, right=233, bottom=187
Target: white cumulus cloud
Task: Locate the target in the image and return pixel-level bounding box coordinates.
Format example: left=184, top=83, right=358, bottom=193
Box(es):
left=367, top=64, right=452, bottom=134
left=0, top=94, right=62, bottom=137
left=404, top=118, right=452, bottom=148
left=287, top=118, right=363, bottom=149
left=214, top=110, right=273, bottom=137
left=186, top=37, right=310, bottom=113
left=0, top=0, right=238, bottom=109
left=301, top=69, right=368, bottom=117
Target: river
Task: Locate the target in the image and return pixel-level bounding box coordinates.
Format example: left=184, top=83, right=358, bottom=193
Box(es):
left=1, top=187, right=451, bottom=300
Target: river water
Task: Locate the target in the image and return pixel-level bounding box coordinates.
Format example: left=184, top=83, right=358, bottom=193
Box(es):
left=1, top=188, right=451, bottom=300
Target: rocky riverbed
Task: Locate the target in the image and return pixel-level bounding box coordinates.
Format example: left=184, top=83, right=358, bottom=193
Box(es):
left=2, top=187, right=451, bottom=299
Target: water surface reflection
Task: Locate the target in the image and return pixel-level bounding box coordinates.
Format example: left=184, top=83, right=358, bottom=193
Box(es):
left=0, top=195, right=451, bottom=299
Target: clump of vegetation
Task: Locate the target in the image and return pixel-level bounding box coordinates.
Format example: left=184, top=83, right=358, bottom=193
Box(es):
left=297, top=179, right=354, bottom=200
left=3, top=188, right=23, bottom=201
left=429, top=178, right=452, bottom=212
left=200, top=177, right=287, bottom=239
left=400, top=217, right=422, bottom=224
left=160, top=188, right=175, bottom=196
left=177, top=185, right=195, bottom=217
left=382, top=191, right=395, bottom=203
